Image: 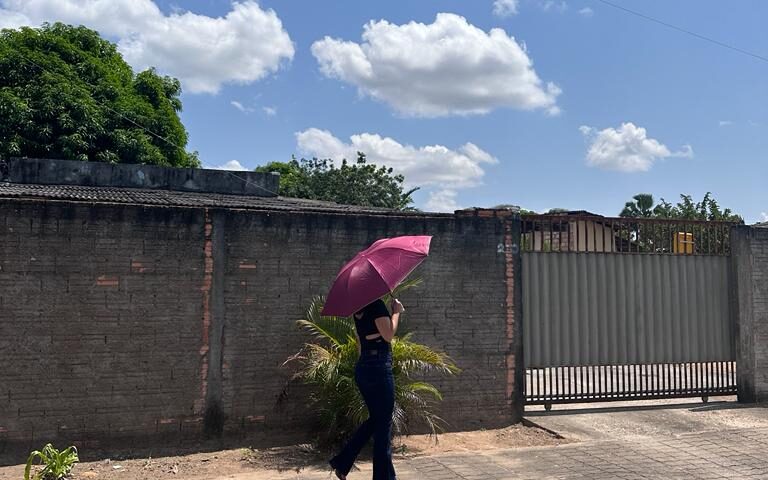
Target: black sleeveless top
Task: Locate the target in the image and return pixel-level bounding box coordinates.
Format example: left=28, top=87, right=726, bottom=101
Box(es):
left=354, top=299, right=391, bottom=351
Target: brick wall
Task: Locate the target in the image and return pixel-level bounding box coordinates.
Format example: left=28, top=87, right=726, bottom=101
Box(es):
left=0, top=200, right=208, bottom=457
left=0, top=199, right=521, bottom=458
left=733, top=226, right=768, bottom=402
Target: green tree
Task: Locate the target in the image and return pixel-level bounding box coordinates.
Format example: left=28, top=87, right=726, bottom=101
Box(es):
left=255, top=152, right=418, bottom=210
left=0, top=23, right=198, bottom=167
left=619, top=192, right=743, bottom=254
left=283, top=279, right=459, bottom=445
left=620, top=193, right=655, bottom=218
left=619, top=192, right=742, bottom=222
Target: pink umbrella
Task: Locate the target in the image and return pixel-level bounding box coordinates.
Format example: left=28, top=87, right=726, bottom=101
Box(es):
left=321, top=235, right=432, bottom=317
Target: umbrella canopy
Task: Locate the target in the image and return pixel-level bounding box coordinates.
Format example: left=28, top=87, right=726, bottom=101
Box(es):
left=321, top=235, right=432, bottom=317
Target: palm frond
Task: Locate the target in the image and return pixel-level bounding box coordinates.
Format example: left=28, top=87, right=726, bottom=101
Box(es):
left=392, top=338, right=460, bottom=377
left=382, top=277, right=423, bottom=303
left=401, top=381, right=443, bottom=401
left=296, top=296, right=354, bottom=348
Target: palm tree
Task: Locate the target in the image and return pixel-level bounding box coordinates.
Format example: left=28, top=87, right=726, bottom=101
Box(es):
left=620, top=193, right=655, bottom=218
left=283, top=279, right=459, bottom=445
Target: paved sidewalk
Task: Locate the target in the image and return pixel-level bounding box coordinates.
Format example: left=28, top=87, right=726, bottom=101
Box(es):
left=403, top=428, right=768, bottom=479
left=527, top=397, right=768, bottom=442
left=238, top=427, right=768, bottom=480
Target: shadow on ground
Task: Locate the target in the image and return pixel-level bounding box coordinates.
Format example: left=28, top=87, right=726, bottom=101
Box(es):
left=525, top=399, right=746, bottom=416
left=241, top=443, right=328, bottom=473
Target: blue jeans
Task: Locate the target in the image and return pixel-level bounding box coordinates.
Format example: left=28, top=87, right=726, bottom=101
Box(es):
left=330, top=348, right=396, bottom=479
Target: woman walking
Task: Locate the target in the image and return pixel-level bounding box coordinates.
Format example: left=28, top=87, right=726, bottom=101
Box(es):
left=329, top=297, right=404, bottom=480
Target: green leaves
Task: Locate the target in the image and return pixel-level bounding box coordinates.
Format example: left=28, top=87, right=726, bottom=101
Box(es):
left=296, top=296, right=354, bottom=348
left=620, top=193, right=655, bottom=218
left=24, top=444, right=79, bottom=480
left=285, top=279, right=459, bottom=445
left=620, top=192, right=742, bottom=222
left=255, top=153, right=419, bottom=210
left=391, top=335, right=460, bottom=378
left=0, top=23, right=198, bottom=167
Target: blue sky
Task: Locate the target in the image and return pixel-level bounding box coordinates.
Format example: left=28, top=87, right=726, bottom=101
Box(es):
left=2, top=1, right=766, bottom=220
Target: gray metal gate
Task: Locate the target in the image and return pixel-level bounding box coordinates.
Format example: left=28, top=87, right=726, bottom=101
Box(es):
left=521, top=214, right=737, bottom=406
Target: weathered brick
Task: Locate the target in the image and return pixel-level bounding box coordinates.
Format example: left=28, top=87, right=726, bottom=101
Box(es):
left=0, top=198, right=521, bottom=456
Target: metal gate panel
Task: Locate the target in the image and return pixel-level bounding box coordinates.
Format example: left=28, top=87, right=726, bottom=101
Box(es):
left=522, top=252, right=732, bottom=368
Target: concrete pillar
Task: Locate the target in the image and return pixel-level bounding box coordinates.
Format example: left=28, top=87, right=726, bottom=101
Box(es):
left=732, top=226, right=768, bottom=403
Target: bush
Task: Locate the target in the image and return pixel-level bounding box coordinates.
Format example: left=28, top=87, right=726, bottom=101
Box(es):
left=284, top=280, right=459, bottom=445
left=24, top=444, right=79, bottom=480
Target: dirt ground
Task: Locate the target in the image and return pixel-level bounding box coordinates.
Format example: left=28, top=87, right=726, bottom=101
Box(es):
left=0, top=423, right=567, bottom=480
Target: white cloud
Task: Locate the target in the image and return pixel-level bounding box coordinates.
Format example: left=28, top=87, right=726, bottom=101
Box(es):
left=579, top=122, right=693, bottom=172
left=311, top=13, right=560, bottom=117
left=0, top=0, right=294, bottom=94
left=426, top=190, right=460, bottom=213
left=761, top=212, right=768, bottom=222
left=296, top=128, right=497, bottom=189
left=493, top=0, right=519, bottom=17
left=205, top=160, right=247, bottom=171
left=493, top=0, right=569, bottom=17
left=230, top=101, right=253, bottom=113
left=295, top=128, right=497, bottom=211
left=1, top=0, right=160, bottom=35
left=541, top=0, right=568, bottom=13
left=719, top=120, right=733, bottom=126
left=262, top=106, right=277, bottom=116
left=672, top=144, right=694, bottom=159
left=578, top=7, right=594, bottom=17
left=0, top=8, right=30, bottom=29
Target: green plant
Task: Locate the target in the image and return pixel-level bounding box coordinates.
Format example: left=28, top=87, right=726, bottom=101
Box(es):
left=24, top=444, right=79, bottom=480
left=284, top=279, right=459, bottom=445
left=255, top=153, right=419, bottom=211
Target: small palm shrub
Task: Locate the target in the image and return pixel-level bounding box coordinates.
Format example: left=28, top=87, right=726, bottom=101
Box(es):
left=24, top=444, right=79, bottom=480
left=284, top=279, right=459, bottom=445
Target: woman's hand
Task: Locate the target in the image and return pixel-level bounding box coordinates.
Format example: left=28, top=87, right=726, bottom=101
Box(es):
left=391, top=298, right=404, bottom=314
left=377, top=299, right=403, bottom=342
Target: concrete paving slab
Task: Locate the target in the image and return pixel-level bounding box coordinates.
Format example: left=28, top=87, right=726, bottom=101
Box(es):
left=526, top=396, right=768, bottom=441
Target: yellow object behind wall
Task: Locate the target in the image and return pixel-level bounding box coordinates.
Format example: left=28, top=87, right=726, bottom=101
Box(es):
left=674, top=232, right=694, bottom=254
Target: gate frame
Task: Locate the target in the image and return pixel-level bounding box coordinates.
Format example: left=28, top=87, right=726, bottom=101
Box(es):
left=516, top=212, right=740, bottom=409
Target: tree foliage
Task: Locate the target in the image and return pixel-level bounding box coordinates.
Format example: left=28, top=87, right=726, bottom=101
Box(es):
left=620, top=194, right=655, bottom=218
left=618, top=192, right=743, bottom=255
left=620, top=192, right=742, bottom=222
left=255, top=153, right=418, bottom=210
left=0, top=23, right=198, bottom=167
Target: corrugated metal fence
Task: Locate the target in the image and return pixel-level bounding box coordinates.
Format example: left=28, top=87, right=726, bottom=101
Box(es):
left=523, top=253, right=732, bottom=367
left=520, top=214, right=738, bottom=406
